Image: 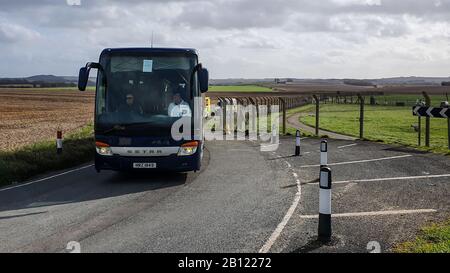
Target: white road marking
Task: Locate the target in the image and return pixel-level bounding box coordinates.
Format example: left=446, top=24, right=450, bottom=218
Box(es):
left=337, top=143, right=357, bottom=149
left=304, top=174, right=450, bottom=186
left=0, top=164, right=94, bottom=192
left=259, top=157, right=302, bottom=253
left=260, top=143, right=280, bottom=151
left=331, top=174, right=450, bottom=184
left=300, top=154, right=412, bottom=168
left=299, top=209, right=437, bottom=219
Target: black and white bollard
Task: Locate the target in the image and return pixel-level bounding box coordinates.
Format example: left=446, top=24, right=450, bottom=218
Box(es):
left=320, top=139, right=328, bottom=167
left=318, top=166, right=332, bottom=242
left=295, top=130, right=301, bottom=156
left=56, top=130, right=63, bottom=154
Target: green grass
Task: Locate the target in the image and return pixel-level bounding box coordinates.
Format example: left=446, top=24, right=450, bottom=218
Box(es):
left=394, top=219, right=450, bottom=253
left=370, top=94, right=448, bottom=106
left=0, top=124, right=95, bottom=187
left=208, top=85, right=273, bottom=93
left=296, top=103, right=449, bottom=155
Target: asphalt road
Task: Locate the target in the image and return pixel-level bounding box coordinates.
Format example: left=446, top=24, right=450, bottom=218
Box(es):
left=0, top=137, right=449, bottom=253
left=0, top=140, right=295, bottom=253
left=287, top=112, right=356, bottom=140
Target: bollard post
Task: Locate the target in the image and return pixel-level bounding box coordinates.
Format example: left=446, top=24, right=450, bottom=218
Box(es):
left=271, top=123, right=277, bottom=144
left=295, top=130, right=301, bottom=156
left=57, top=130, right=63, bottom=154
left=320, top=139, right=328, bottom=167
left=318, top=166, right=332, bottom=242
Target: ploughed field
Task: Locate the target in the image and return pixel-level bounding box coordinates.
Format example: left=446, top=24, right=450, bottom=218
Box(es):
left=0, top=88, right=94, bottom=151
left=271, top=83, right=450, bottom=95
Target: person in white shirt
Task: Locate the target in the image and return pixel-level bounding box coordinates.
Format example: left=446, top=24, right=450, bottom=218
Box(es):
left=168, top=93, right=192, bottom=117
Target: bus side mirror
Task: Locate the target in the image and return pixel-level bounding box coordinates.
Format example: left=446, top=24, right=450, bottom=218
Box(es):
left=78, top=62, right=101, bottom=91
left=199, top=68, right=209, bottom=93
left=78, top=67, right=89, bottom=91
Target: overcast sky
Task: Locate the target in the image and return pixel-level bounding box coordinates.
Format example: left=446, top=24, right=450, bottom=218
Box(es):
left=1, top=0, right=450, bottom=79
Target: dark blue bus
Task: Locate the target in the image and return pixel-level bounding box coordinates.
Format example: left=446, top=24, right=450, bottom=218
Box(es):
left=78, top=48, right=209, bottom=172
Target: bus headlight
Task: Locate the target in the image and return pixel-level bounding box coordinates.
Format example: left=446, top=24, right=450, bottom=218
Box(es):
left=178, top=141, right=198, bottom=156
left=96, top=141, right=113, bottom=156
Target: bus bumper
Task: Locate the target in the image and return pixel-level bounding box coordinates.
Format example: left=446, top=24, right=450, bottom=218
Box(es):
left=95, top=152, right=201, bottom=172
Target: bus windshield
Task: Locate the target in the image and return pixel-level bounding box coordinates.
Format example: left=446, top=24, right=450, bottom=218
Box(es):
left=95, top=51, right=198, bottom=133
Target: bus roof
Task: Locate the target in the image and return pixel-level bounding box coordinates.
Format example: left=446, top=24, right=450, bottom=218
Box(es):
left=100, top=47, right=198, bottom=56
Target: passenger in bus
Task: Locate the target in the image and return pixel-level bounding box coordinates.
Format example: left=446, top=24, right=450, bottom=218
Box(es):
left=168, top=93, right=191, bottom=117
left=117, top=93, right=143, bottom=114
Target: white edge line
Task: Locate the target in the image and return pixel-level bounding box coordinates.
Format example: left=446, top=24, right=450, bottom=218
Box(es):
left=333, top=174, right=450, bottom=184
left=299, top=209, right=437, bottom=219
left=259, top=169, right=301, bottom=253
left=0, top=164, right=94, bottom=192
left=304, top=174, right=450, bottom=185
left=300, top=154, right=412, bottom=168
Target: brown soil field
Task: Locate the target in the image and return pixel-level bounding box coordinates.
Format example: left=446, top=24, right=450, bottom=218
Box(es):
left=0, top=88, right=94, bottom=151
left=208, top=84, right=450, bottom=99
left=270, top=84, right=450, bottom=95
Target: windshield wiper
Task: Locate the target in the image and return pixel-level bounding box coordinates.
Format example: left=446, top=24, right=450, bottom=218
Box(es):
left=99, top=121, right=172, bottom=135
left=98, top=124, right=126, bottom=135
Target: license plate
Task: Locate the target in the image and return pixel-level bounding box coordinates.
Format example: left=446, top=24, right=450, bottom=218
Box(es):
left=133, top=163, right=157, bottom=169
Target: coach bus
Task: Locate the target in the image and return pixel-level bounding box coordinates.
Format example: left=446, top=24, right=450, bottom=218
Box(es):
left=78, top=48, right=209, bottom=172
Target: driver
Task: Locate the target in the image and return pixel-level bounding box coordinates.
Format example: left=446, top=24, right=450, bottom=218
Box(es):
left=117, top=93, right=143, bottom=114
left=168, top=93, right=191, bottom=117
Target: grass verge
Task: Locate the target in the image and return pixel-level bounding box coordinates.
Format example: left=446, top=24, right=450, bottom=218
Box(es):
left=394, top=219, right=450, bottom=253
left=0, top=124, right=94, bottom=187
left=294, top=103, right=449, bottom=155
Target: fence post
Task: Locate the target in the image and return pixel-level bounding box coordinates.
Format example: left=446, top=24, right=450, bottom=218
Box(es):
left=418, top=116, right=421, bottom=146
left=313, top=95, right=319, bottom=136
left=358, top=94, right=365, bottom=139
left=448, top=117, right=450, bottom=150
left=280, top=98, right=286, bottom=135
left=222, top=98, right=228, bottom=135
left=423, top=92, right=431, bottom=147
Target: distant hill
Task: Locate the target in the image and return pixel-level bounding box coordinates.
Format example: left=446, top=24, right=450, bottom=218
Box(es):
left=0, top=75, right=96, bottom=88
left=369, top=77, right=450, bottom=86
left=2, top=75, right=450, bottom=88
left=343, top=79, right=375, bottom=87
left=26, top=75, right=69, bottom=83
left=270, top=77, right=450, bottom=87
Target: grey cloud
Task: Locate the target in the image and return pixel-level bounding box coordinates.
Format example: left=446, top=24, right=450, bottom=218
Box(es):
left=1, top=0, right=450, bottom=78
left=0, top=22, right=40, bottom=43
